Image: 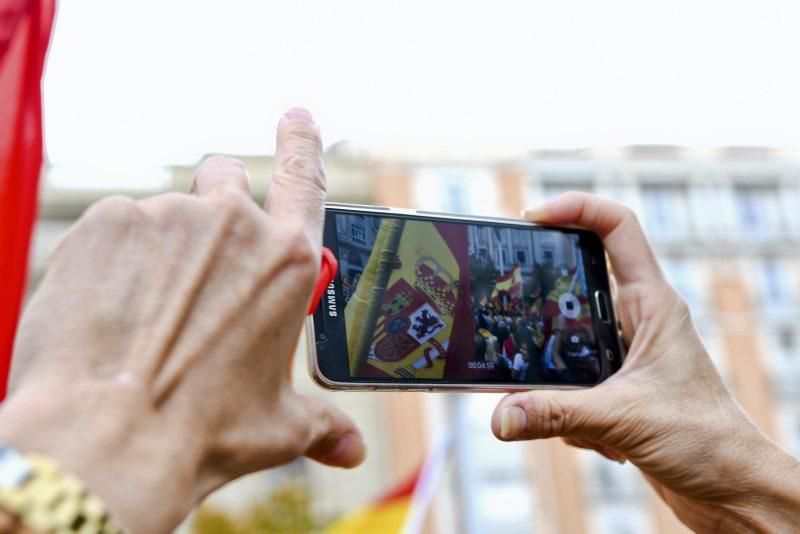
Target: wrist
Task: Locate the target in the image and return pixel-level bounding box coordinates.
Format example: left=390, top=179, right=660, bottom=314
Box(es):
left=0, top=378, right=202, bottom=532
left=720, top=436, right=800, bottom=531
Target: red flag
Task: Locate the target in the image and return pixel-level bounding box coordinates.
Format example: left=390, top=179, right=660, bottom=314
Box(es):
left=0, top=0, right=56, bottom=399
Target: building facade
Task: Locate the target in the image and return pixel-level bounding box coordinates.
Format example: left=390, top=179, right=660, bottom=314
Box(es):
left=27, top=144, right=800, bottom=533
left=371, top=145, right=800, bottom=533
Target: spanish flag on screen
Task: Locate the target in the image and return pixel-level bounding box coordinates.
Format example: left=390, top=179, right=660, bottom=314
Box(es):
left=490, top=263, right=523, bottom=309
left=326, top=432, right=452, bottom=534
left=344, top=220, right=471, bottom=380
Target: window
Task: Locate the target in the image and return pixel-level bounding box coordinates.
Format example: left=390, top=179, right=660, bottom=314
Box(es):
left=778, top=327, right=796, bottom=355
left=516, top=250, right=527, bottom=265
left=371, top=217, right=381, bottom=231
left=661, top=258, right=701, bottom=311
left=451, top=395, right=536, bottom=534
left=348, top=250, right=363, bottom=268
left=778, top=409, right=800, bottom=458
left=758, top=260, right=792, bottom=309
left=543, top=182, right=593, bottom=200
left=640, top=184, right=691, bottom=240
left=767, top=325, right=799, bottom=388
left=350, top=223, right=366, bottom=243
left=498, top=249, right=510, bottom=266
left=782, top=186, right=800, bottom=237
left=584, top=454, right=645, bottom=502
left=444, top=179, right=469, bottom=214
left=413, top=166, right=499, bottom=216
left=688, top=185, right=729, bottom=235
left=734, top=184, right=782, bottom=237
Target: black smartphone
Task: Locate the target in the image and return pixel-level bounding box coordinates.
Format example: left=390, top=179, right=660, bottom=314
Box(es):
left=307, top=203, right=623, bottom=391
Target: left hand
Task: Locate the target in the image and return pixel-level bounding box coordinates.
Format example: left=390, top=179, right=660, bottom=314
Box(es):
left=0, top=108, right=365, bottom=533
left=490, top=192, right=800, bottom=532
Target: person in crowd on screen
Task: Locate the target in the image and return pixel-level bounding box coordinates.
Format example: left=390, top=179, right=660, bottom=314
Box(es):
left=473, top=321, right=487, bottom=363
left=340, top=273, right=353, bottom=302
left=502, top=325, right=518, bottom=361
left=559, top=327, right=601, bottom=383
left=511, top=342, right=531, bottom=381
left=542, top=319, right=576, bottom=383
left=494, top=316, right=510, bottom=353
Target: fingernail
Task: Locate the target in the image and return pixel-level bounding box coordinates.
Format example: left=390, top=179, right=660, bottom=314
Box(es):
left=523, top=204, right=548, bottom=221
left=284, top=107, right=314, bottom=124
left=599, top=446, right=627, bottom=464
left=500, top=405, right=527, bottom=440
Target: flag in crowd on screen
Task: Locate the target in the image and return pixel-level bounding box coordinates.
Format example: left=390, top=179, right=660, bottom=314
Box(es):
left=490, top=263, right=523, bottom=311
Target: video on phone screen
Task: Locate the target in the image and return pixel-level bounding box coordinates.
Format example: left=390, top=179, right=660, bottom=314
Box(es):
left=336, top=215, right=602, bottom=384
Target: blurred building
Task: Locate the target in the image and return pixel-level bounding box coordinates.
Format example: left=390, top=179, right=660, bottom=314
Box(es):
left=28, top=144, right=800, bottom=533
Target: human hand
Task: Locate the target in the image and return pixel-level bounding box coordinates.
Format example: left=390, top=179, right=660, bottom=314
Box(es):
left=0, top=108, right=365, bottom=533
left=492, top=192, right=800, bottom=532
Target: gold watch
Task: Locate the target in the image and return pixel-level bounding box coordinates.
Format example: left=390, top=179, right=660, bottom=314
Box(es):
left=0, top=443, right=124, bottom=533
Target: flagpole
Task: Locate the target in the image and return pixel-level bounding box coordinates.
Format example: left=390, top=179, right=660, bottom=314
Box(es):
left=349, top=218, right=405, bottom=376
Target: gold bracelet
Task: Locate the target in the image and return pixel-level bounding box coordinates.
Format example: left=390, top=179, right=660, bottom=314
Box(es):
left=0, top=444, right=124, bottom=533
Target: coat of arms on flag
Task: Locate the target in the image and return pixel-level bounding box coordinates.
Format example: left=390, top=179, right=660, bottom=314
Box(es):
left=345, top=220, right=471, bottom=380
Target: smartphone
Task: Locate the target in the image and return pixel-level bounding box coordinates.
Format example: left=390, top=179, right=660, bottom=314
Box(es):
left=307, top=203, right=624, bottom=391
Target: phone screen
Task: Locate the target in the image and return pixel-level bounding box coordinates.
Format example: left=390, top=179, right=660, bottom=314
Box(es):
left=313, top=208, right=622, bottom=387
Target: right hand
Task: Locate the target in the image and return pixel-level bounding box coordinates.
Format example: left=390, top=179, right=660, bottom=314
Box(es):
left=0, top=108, right=365, bottom=533
left=491, top=192, right=800, bottom=532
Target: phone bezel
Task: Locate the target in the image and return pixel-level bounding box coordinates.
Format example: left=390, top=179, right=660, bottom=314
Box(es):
left=306, top=203, right=624, bottom=392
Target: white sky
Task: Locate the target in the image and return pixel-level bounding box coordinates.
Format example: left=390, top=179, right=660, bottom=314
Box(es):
left=43, top=0, right=800, bottom=187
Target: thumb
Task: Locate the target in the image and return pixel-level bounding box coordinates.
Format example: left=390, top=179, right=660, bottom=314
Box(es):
left=491, top=389, right=613, bottom=441
left=299, top=394, right=366, bottom=469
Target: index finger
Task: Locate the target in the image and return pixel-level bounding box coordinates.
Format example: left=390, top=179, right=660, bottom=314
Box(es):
left=524, top=192, right=663, bottom=286
left=264, top=108, right=326, bottom=248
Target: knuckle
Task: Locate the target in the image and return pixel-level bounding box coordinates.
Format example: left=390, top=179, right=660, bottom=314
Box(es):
left=194, top=155, right=251, bottom=193
left=154, top=191, right=187, bottom=204
left=276, top=151, right=326, bottom=191
left=82, top=195, right=140, bottom=228
left=305, top=404, right=340, bottom=458
left=199, top=154, right=247, bottom=174
left=671, top=291, right=692, bottom=318
left=212, top=186, right=253, bottom=215
left=54, top=196, right=142, bottom=261
left=528, top=398, right=572, bottom=438
left=280, top=225, right=317, bottom=275
left=284, top=425, right=313, bottom=459
left=141, top=191, right=193, bottom=215
left=619, top=204, right=641, bottom=226
left=269, top=403, right=314, bottom=459
left=561, top=190, right=585, bottom=203
left=284, top=122, right=323, bottom=151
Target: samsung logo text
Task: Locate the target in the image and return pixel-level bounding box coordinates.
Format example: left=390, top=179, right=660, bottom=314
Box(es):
left=326, top=282, right=337, bottom=317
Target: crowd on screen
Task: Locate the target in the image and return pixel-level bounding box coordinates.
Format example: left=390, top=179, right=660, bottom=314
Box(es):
left=471, top=268, right=601, bottom=384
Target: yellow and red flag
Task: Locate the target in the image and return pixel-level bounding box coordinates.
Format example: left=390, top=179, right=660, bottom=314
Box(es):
left=490, top=263, right=522, bottom=310
left=326, top=431, right=452, bottom=534
left=0, top=0, right=55, bottom=399
left=345, top=221, right=472, bottom=380
left=326, top=467, right=419, bottom=534
left=541, top=270, right=592, bottom=338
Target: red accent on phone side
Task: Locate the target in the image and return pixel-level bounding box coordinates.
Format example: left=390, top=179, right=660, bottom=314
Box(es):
left=307, top=247, right=338, bottom=315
